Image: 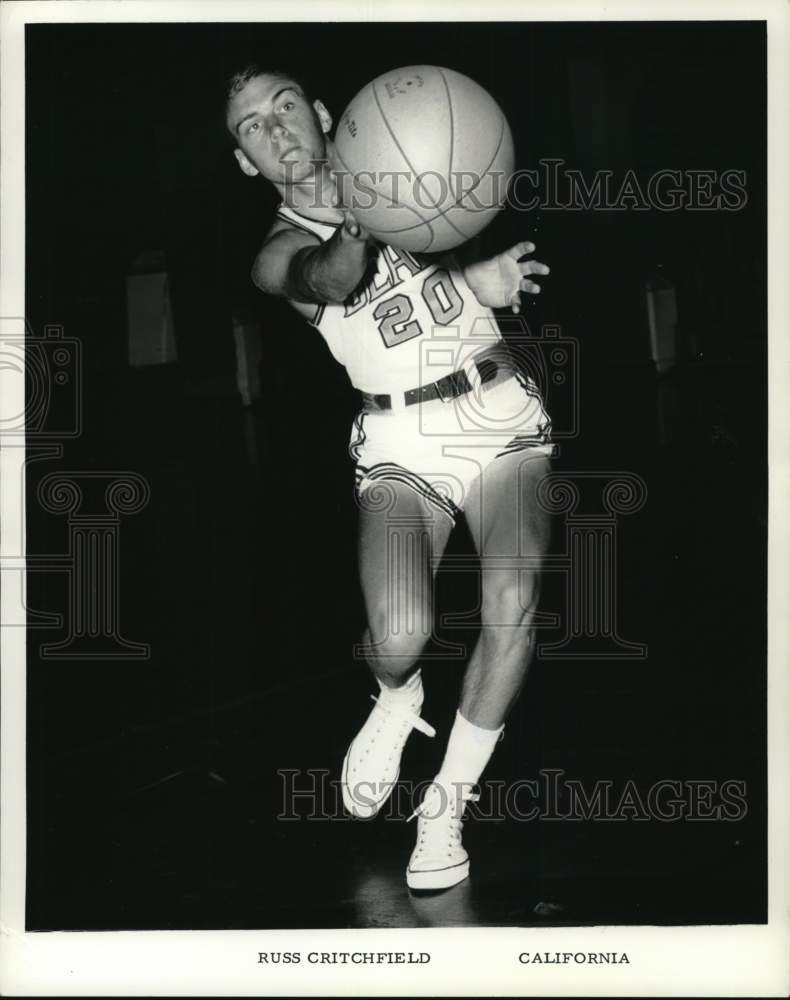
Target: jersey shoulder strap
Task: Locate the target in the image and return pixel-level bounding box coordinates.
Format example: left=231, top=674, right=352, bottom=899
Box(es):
left=275, top=203, right=342, bottom=243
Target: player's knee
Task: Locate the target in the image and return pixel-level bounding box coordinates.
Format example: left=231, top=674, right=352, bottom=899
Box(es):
left=367, top=606, right=432, bottom=668
left=481, top=573, right=540, bottom=627
left=369, top=631, right=427, bottom=673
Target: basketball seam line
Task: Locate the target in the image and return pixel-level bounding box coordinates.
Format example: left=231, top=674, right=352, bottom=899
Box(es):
left=332, top=140, right=436, bottom=248
left=371, top=75, right=468, bottom=243
left=353, top=105, right=509, bottom=237
left=393, top=110, right=508, bottom=234
left=438, top=67, right=455, bottom=191
left=338, top=80, right=508, bottom=243
left=371, top=77, right=468, bottom=246
left=332, top=145, right=429, bottom=212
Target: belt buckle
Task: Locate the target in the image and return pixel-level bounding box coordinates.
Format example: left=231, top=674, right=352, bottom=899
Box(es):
left=435, top=373, right=459, bottom=403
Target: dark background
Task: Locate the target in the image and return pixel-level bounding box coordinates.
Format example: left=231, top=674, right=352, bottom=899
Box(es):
left=25, top=21, right=766, bottom=929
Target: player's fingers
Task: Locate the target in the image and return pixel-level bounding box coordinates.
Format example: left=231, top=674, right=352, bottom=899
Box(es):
left=519, top=260, right=550, bottom=276
left=520, top=278, right=541, bottom=294
left=505, top=240, right=536, bottom=260
left=343, top=210, right=365, bottom=239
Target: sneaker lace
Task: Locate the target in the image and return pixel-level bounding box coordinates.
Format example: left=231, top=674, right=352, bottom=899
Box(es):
left=368, top=694, right=436, bottom=739
left=407, top=783, right=479, bottom=855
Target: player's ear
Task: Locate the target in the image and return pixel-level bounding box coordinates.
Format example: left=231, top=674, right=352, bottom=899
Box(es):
left=313, top=99, right=333, bottom=134
left=234, top=148, right=260, bottom=178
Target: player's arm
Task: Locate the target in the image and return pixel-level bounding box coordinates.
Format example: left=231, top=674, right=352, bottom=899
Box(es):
left=458, top=240, right=551, bottom=315
left=252, top=212, right=370, bottom=305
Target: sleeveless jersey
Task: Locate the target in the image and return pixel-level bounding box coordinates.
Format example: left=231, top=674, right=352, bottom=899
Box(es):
left=276, top=203, right=502, bottom=395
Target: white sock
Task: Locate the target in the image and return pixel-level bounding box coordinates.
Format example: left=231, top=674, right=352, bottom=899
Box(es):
left=377, top=669, right=423, bottom=710
left=435, top=710, right=503, bottom=794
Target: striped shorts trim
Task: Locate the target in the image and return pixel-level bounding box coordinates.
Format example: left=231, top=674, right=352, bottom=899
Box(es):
left=348, top=400, right=553, bottom=522
left=354, top=461, right=460, bottom=521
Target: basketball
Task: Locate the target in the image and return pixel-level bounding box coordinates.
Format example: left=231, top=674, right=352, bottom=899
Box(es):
left=332, top=66, right=514, bottom=253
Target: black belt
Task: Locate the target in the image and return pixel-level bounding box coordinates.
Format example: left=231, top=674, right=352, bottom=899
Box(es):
left=361, top=345, right=516, bottom=412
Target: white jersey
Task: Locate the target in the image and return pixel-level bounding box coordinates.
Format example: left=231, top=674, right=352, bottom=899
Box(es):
left=276, top=203, right=502, bottom=395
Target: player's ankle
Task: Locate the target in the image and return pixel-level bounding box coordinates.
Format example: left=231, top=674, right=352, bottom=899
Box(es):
left=376, top=668, right=422, bottom=702
left=432, top=710, right=504, bottom=792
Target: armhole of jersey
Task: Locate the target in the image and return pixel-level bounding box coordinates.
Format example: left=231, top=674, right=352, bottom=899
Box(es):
left=275, top=206, right=343, bottom=238
left=275, top=210, right=323, bottom=239
left=284, top=205, right=343, bottom=232
left=286, top=298, right=325, bottom=327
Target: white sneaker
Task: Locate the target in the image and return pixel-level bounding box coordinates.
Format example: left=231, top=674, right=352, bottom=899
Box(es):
left=341, top=691, right=436, bottom=819
left=406, top=780, right=479, bottom=891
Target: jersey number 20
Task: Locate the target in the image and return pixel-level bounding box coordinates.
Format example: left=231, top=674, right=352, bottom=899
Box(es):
left=373, top=269, right=463, bottom=349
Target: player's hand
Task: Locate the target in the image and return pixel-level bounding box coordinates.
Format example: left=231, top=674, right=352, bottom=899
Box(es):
left=463, top=241, right=550, bottom=314
left=340, top=210, right=369, bottom=243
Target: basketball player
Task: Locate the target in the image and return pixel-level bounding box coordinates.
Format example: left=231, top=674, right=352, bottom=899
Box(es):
left=226, top=66, right=552, bottom=891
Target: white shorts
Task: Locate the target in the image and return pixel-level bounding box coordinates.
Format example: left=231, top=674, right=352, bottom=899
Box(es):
left=348, top=372, right=553, bottom=521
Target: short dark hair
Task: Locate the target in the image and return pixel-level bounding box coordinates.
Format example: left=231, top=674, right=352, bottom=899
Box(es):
left=225, top=65, right=310, bottom=105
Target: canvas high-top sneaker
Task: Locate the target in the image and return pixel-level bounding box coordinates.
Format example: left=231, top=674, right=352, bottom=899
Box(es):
left=406, top=778, right=479, bottom=890
left=341, top=671, right=435, bottom=819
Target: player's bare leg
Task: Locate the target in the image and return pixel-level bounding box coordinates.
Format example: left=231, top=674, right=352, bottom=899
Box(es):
left=358, top=482, right=453, bottom=685
left=406, top=451, right=550, bottom=890
left=462, top=451, right=552, bottom=727
left=342, top=481, right=454, bottom=818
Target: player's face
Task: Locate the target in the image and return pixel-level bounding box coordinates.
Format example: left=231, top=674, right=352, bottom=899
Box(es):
left=229, top=74, right=332, bottom=185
